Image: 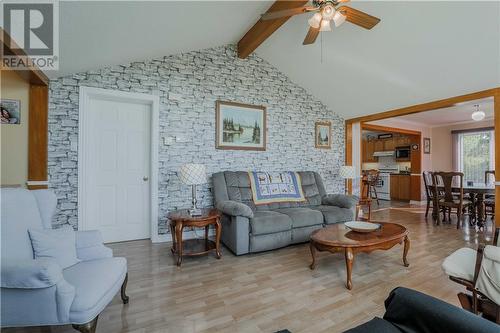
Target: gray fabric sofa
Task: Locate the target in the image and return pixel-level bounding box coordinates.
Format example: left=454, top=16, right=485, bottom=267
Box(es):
left=212, top=171, right=358, bottom=255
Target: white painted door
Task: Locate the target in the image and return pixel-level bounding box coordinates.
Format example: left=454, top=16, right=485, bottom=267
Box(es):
left=82, top=97, right=151, bottom=243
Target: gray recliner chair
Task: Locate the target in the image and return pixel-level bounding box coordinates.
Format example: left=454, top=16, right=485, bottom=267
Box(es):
left=212, top=171, right=357, bottom=255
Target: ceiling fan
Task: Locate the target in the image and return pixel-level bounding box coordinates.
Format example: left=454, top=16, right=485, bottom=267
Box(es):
left=260, top=0, right=381, bottom=45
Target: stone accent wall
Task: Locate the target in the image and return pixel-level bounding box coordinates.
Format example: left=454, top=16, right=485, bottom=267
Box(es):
left=48, top=45, right=345, bottom=235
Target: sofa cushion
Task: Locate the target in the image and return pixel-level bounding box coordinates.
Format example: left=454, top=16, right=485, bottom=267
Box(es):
left=313, top=205, right=354, bottom=224
left=250, top=211, right=292, bottom=235
left=275, top=207, right=324, bottom=228
left=63, top=257, right=127, bottom=313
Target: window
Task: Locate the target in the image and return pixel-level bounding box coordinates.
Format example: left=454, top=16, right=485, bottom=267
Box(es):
left=456, top=129, right=495, bottom=183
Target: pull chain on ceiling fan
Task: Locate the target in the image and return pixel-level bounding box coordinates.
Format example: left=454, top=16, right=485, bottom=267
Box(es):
left=260, top=0, right=381, bottom=45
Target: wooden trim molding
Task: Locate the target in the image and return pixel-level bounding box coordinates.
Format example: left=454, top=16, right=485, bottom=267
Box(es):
left=0, top=28, right=49, bottom=86
left=28, top=85, right=49, bottom=189
left=2, top=29, right=50, bottom=189
left=345, top=123, right=353, bottom=194
left=361, top=123, right=421, bottom=136
left=346, top=88, right=499, bottom=124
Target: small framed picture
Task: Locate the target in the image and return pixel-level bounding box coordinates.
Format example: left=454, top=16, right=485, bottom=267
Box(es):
left=423, top=138, right=431, bottom=154
left=1, top=99, right=21, bottom=125
left=315, top=121, right=331, bottom=149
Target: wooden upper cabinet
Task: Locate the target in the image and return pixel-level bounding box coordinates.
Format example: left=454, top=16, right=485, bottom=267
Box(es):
left=362, top=139, right=377, bottom=163
left=384, top=138, right=395, bottom=151
left=394, top=135, right=408, bottom=147
left=374, top=140, right=384, bottom=152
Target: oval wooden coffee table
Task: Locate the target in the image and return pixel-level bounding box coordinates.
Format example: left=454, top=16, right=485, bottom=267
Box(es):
left=309, top=222, right=410, bottom=290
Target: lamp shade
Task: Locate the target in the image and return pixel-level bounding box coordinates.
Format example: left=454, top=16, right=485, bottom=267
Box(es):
left=339, top=166, right=356, bottom=179
left=179, top=164, right=207, bottom=185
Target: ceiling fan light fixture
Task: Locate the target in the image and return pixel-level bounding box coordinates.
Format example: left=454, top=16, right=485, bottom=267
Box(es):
left=333, top=11, right=347, bottom=27
left=321, top=4, right=336, bottom=20
left=471, top=104, right=485, bottom=121
left=308, top=12, right=322, bottom=29
left=319, top=19, right=332, bottom=32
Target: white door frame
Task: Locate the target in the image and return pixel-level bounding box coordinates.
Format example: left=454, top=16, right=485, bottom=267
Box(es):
left=78, top=86, right=161, bottom=242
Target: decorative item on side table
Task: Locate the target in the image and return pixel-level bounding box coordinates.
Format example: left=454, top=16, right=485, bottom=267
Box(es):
left=339, top=165, right=356, bottom=195
left=215, top=100, right=266, bottom=151
left=315, top=121, right=331, bottom=149
left=168, top=208, right=222, bottom=267
left=179, top=163, right=207, bottom=216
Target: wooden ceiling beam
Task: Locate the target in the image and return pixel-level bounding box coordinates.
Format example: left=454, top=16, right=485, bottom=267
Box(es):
left=237, top=0, right=309, bottom=59
left=0, top=28, right=49, bottom=86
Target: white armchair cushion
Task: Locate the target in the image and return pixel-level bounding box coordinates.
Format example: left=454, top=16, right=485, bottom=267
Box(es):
left=442, top=247, right=477, bottom=282
left=29, top=225, right=80, bottom=269
left=476, top=245, right=500, bottom=304
left=75, top=230, right=113, bottom=261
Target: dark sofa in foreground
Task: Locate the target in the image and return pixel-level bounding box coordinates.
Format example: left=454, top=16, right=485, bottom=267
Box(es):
left=345, top=287, right=499, bottom=333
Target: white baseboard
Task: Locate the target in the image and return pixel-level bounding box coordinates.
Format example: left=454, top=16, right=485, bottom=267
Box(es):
left=409, top=200, right=426, bottom=206
left=152, top=229, right=215, bottom=243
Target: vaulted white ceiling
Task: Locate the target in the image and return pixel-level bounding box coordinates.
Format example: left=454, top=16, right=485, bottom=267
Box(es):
left=55, top=1, right=500, bottom=119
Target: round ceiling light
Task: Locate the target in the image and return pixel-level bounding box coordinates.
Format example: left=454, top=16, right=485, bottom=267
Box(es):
left=471, top=104, right=485, bottom=121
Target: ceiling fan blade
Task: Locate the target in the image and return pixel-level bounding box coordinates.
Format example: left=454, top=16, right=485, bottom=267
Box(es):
left=261, top=6, right=317, bottom=21
left=340, top=6, right=381, bottom=29
left=303, top=26, right=320, bottom=45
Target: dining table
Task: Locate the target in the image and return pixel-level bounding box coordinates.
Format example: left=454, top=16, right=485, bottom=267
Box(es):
left=432, top=182, right=495, bottom=228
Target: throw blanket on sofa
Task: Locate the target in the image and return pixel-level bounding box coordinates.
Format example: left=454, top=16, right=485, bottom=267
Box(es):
left=248, top=171, right=306, bottom=205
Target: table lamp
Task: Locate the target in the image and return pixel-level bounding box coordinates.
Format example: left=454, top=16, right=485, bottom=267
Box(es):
left=179, top=163, right=207, bottom=216
left=339, top=165, right=356, bottom=195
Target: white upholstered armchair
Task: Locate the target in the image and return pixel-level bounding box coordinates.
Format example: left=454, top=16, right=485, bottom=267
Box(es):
left=442, top=228, right=500, bottom=323
left=0, top=188, right=129, bottom=332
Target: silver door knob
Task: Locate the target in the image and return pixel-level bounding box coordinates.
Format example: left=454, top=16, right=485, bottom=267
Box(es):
left=143, top=176, right=149, bottom=181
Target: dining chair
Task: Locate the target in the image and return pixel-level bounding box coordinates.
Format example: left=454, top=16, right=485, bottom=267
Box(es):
left=423, top=171, right=436, bottom=218
left=432, top=171, right=472, bottom=228
left=442, top=227, right=500, bottom=324
left=365, top=169, right=380, bottom=206
left=484, top=171, right=495, bottom=220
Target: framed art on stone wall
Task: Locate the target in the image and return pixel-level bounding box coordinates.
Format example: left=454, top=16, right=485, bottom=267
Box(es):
left=216, top=100, right=266, bottom=151
left=1, top=99, right=21, bottom=125
left=315, top=121, right=331, bottom=149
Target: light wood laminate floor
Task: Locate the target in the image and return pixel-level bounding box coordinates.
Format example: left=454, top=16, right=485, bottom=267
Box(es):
left=5, top=203, right=497, bottom=333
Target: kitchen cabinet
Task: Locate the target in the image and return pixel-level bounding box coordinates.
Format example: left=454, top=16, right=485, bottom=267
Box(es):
left=390, top=174, right=411, bottom=201
left=384, top=139, right=395, bottom=151
left=395, top=136, right=411, bottom=147
left=374, top=140, right=385, bottom=152
left=363, top=139, right=377, bottom=163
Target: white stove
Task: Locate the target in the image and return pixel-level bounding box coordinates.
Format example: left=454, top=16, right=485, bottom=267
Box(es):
left=375, top=165, right=399, bottom=200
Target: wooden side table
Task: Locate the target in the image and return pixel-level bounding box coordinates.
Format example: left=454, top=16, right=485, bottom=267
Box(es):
left=167, top=208, right=221, bottom=266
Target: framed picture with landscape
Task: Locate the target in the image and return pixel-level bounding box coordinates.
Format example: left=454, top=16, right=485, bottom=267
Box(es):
left=216, top=100, right=266, bottom=151
left=315, top=121, right=331, bottom=149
